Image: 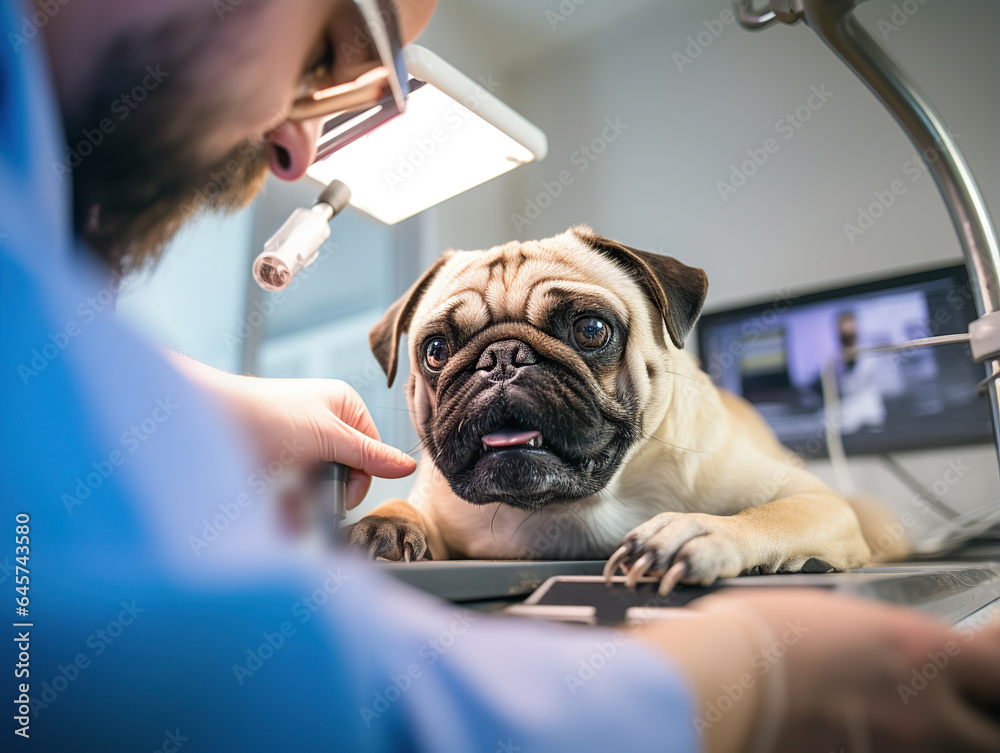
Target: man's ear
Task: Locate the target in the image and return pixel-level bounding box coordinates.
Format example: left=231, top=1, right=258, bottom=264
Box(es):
left=369, top=257, right=449, bottom=387
left=572, top=226, right=708, bottom=348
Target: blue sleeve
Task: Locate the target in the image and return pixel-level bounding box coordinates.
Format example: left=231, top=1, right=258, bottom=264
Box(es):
left=2, top=242, right=698, bottom=753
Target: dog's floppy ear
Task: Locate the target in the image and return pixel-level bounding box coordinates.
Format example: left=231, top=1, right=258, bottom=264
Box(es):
left=572, top=226, right=708, bottom=348
left=369, top=256, right=450, bottom=388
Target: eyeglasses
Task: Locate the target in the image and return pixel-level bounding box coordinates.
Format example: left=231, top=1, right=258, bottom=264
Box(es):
left=287, top=0, right=408, bottom=129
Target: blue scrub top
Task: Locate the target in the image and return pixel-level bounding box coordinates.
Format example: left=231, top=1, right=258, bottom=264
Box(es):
left=0, top=2, right=697, bottom=750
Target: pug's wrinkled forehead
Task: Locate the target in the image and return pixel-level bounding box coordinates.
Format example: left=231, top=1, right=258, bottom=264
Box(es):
left=412, top=234, right=636, bottom=345
left=370, top=226, right=708, bottom=388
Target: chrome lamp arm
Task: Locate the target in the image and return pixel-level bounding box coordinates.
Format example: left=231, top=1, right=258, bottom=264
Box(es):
left=733, top=0, right=1000, bottom=471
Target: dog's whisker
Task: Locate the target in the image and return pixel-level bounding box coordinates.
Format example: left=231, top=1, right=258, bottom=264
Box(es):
left=490, top=502, right=502, bottom=542
left=660, top=369, right=699, bottom=382
left=510, top=508, right=540, bottom=541
left=642, top=432, right=713, bottom=454
left=600, top=488, right=628, bottom=508
left=558, top=501, right=596, bottom=541
left=431, top=442, right=449, bottom=466
left=662, top=369, right=714, bottom=394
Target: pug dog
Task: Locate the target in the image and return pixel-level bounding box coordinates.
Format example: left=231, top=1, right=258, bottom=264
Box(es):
left=351, top=226, right=894, bottom=594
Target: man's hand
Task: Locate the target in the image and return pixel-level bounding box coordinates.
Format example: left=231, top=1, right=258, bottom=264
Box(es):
left=635, top=589, right=1000, bottom=753
left=166, top=352, right=416, bottom=510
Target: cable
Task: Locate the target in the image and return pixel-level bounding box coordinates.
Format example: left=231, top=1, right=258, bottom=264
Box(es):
left=820, top=360, right=856, bottom=496
left=975, top=367, right=1000, bottom=396
left=878, top=453, right=962, bottom=520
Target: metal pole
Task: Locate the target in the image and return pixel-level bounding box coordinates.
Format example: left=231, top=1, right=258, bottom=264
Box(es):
left=736, top=0, right=1000, bottom=473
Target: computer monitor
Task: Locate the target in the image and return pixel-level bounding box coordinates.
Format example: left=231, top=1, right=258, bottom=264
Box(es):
left=696, top=264, right=995, bottom=457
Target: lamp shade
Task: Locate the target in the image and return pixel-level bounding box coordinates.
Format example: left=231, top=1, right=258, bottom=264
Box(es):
left=306, top=45, right=548, bottom=225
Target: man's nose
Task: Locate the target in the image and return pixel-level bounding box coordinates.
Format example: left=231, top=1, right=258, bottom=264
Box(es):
left=266, top=118, right=322, bottom=181
left=476, top=340, right=538, bottom=381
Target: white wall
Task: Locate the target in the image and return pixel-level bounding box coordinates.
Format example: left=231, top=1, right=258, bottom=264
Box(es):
left=421, top=0, right=1000, bottom=542
left=118, top=0, right=1000, bottom=541
left=116, top=210, right=253, bottom=374
left=431, top=0, right=999, bottom=300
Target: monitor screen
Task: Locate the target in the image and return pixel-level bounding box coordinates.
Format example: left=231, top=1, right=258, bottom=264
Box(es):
left=696, top=264, right=994, bottom=457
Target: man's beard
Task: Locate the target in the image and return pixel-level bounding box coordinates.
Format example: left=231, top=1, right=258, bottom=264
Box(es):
left=64, top=16, right=271, bottom=276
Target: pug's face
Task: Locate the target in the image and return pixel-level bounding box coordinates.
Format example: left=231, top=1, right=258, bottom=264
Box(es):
left=370, top=227, right=708, bottom=510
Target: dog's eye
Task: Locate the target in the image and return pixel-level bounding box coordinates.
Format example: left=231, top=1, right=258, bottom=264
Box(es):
left=573, top=317, right=610, bottom=350
left=424, top=337, right=451, bottom=370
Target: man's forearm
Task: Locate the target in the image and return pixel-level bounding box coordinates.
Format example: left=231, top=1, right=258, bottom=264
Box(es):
left=634, top=612, right=769, bottom=753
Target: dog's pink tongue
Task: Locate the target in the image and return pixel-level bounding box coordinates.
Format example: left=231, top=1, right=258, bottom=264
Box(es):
left=481, top=430, right=541, bottom=447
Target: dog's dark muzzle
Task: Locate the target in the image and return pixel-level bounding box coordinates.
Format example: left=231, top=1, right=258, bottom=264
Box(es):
left=428, top=339, right=631, bottom=507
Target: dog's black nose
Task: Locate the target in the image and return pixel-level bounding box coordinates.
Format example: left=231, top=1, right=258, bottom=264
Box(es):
left=476, top=339, right=537, bottom=380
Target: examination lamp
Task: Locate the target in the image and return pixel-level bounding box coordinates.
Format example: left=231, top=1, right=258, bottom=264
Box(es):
left=306, top=46, right=547, bottom=225
left=252, top=44, right=548, bottom=292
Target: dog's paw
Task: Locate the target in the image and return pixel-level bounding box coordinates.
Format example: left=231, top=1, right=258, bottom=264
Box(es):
left=348, top=515, right=429, bottom=562
left=604, top=512, right=747, bottom=593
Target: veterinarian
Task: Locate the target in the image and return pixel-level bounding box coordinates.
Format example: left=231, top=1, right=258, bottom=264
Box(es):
left=4, top=1, right=1000, bottom=751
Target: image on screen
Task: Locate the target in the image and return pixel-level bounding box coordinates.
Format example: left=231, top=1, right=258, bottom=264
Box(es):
left=696, top=265, right=994, bottom=457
